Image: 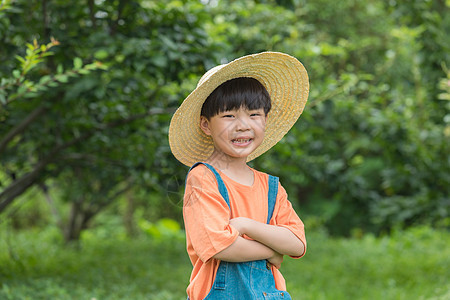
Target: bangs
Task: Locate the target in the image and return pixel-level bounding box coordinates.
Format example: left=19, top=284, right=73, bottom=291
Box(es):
left=201, top=77, right=271, bottom=119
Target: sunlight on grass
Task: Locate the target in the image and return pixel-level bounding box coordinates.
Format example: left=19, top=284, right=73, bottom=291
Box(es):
left=1, top=225, right=449, bottom=299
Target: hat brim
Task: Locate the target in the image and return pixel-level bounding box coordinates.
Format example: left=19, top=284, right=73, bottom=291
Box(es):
left=169, top=52, right=309, bottom=167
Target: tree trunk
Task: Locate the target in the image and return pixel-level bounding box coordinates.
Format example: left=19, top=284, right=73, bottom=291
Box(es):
left=40, top=183, right=63, bottom=229
left=124, top=191, right=137, bottom=237
left=0, top=160, right=49, bottom=213
left=64, top=198, right=84, bottom=242
left=87, top=0, right=97, bottom=28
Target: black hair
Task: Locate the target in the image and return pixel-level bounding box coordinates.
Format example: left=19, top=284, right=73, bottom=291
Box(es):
left=200, top=77, right=271, bottom=119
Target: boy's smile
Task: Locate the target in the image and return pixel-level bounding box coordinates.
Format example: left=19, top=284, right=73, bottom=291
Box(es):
left=200, top=107, right=267, bottom=162
left=232, top=137, right=252, bottom=146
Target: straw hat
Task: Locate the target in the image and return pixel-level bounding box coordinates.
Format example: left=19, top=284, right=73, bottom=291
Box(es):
left=168, top=51, right=309, bottom=167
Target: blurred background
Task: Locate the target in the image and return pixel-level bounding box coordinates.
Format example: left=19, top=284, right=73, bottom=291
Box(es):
left=0, top=0, right=449, bottom=299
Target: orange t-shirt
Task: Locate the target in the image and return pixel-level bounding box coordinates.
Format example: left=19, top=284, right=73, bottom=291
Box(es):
left=183, top=164, right=307, bottom=300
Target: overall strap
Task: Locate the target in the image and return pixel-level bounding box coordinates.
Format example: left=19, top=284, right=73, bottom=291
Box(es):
left=189, top=162, right=278, bottom=223
left=267, top=175, right=279, bottom=224
left=189, top=162, right=231, bottom=207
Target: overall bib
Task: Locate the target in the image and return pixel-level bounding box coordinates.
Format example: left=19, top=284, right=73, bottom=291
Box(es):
left=189, top=163, right=291, bottom=300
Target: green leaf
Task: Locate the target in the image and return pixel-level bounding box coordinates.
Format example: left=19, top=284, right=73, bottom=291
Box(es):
left=26, top=43, right=35, bottom=51
left=42, top=51, right=54, bottom=57
left=25, top=48, right=34, bottom=57
left=55, top=74, right=69, bottom=83
left=437, top=93, right=450, bottom=101
left=73, top=57, right=83, bottom=69
left=15, top=55, right=25, bottom=64
left=39, top=75, right=52, bottom=84
left=94, top=49, right=109, bottom=60
left=12, top=70, right=21, bottom=79
left=35, top=85, right=48, bottom=92
left=16, top=84, right=27, bottom=95
left=24, top=92, right=39, bottom=98
left=57, top=64, right=64, bottom=74
left=78, top=69, right=91, bottom=75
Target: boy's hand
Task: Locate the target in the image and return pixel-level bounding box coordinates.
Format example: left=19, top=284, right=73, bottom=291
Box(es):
left=229, top=217, right=285, bottom=268
left=267, top=251, right=284, bottom=269
left=229, top=217, right=255, bottom=235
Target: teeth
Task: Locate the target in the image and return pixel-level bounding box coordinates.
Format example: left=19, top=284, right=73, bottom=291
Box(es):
left=233, top=139, right=250, bottom=143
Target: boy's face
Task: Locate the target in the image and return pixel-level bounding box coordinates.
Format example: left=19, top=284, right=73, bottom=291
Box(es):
left=200, top=107, right=267, bottom=162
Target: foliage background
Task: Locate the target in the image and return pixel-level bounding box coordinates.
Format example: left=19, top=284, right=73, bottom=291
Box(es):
left=0, top=0, right=449, bottom=298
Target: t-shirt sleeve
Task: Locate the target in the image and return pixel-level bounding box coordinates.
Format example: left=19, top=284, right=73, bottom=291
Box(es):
left=272, top=182, right=307, bottom=258
left=183, top=166, right=240, bottom=263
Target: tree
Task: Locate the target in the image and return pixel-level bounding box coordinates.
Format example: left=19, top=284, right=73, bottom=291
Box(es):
left=207, top=0, right=450, bottom=234
left=0, top=0, right=218, bottom=241
left=1, top=0, right=448, bottom=238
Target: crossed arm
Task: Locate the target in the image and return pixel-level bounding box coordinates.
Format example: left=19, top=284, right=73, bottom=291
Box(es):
left=212, top=217, right=305, bottom=268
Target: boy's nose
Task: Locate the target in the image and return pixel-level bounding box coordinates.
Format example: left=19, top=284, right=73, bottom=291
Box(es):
left=235, top=117, right=251, bottom=131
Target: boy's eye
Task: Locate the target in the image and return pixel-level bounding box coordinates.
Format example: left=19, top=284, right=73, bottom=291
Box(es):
left=222, top=114, right=234, bottom=118
left=250, top=110, right=264, bottom=117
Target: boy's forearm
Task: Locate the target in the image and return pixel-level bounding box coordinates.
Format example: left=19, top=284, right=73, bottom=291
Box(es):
left=230, top=218, right=305, bottom=257
left=212, top=236, right=276, bottom=262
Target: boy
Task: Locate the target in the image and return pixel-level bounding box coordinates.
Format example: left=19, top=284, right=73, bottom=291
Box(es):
left=169, top=52, right=309, bottom=300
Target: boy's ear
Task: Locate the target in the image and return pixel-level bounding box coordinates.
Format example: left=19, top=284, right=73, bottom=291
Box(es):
left=200, top=116, right=211, bottom=136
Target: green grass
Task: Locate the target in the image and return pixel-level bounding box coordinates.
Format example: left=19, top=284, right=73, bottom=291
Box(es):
left=283, top=227, right=450, bottom=299
left=1, top=226, right=449, bottom=299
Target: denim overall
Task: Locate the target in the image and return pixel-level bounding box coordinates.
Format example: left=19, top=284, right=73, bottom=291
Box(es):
left=189, top=162, right=291, bottom=300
